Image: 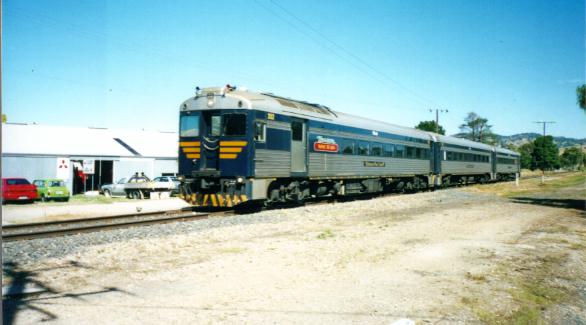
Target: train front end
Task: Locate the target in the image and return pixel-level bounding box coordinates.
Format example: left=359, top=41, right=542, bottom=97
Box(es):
left=178, top=86, right=252, bottom=208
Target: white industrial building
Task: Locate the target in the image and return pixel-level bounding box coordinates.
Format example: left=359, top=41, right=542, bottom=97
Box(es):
left=1, top=123, right=178, bottom=195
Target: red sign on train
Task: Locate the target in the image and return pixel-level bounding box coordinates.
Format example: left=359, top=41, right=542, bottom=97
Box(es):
left=313, top=136, right=339, bottom=153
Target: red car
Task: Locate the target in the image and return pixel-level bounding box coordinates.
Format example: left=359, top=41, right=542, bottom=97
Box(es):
left=2, top=178, right=38, bottom=204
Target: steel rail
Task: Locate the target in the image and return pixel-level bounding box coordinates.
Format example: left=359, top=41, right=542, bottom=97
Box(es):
left=2, top=210, right=208, bottom=242
left=2, top=172, right=572, bottom=242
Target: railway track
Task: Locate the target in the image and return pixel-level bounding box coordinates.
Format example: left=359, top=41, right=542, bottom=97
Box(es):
left=2, top=210, right=209, bottom=242
left=1, top=172, right=567, bottom=242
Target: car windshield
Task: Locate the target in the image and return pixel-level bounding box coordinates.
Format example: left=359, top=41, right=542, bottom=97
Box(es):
left=6, top=179, right=30, bottom=185
left=49, top=180, right=65, bottom=187
left=117, top=178, right=127, bottom=184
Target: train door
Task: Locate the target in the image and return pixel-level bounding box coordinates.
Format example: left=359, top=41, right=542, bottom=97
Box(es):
left=290, top=119, right=307, bottom=174
left=201, top=111, right=221, bottom=170
left=432, top=141, right=442, bottom=175
left=491, top=150, right=497, bottom=179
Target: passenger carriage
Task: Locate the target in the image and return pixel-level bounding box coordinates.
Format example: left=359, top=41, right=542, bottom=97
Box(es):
left=178, top=86, right=520, bottom=207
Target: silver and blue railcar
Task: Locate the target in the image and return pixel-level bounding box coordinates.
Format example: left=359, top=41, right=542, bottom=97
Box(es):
left=177, top=86, right=519, bottom=207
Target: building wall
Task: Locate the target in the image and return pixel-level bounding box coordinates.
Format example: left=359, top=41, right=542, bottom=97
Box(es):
left=1, top=156, right=74, bottom=193
left=113, top=158, right=178, bottom=181
left=113, top=158, right=155, bottom=181
left=154, top=159, right=178, bottom=177
left=3, top=154, right=178, bottom=194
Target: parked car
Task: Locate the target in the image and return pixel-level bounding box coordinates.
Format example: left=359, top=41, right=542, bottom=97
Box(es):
left=152, top=176, right=180, bottom=195
left=33, top=179, right=70, bottom=202
left=101, top=173, right=178, bottom=199
left=100, top=177, right=131, bottom=197
left=2, top=178, right=38, bottom=204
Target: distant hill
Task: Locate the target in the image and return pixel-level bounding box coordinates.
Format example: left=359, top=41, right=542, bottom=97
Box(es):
left=497, top=133, right=586, bottom=149
left=451, top=132, right=586, bottom=149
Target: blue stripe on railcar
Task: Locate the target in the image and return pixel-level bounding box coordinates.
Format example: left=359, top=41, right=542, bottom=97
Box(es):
left=307, top=120, right=429, bottom=144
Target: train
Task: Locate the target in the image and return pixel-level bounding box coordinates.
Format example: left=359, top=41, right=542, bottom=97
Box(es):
left=177, top=85, right=520, bottom=208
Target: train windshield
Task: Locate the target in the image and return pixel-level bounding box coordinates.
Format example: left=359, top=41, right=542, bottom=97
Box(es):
left=180, top=115, right=200, bottom=137
left=223, top=113, right=246, bottom=136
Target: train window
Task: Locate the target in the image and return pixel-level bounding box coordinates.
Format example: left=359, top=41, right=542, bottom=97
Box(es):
left=342, top=140, right=355, bottom=155
left=384, top=144, right=394, bottom=157
left=371, top=143, right=383, bottom=156
left=291, top=122, right=303, bottom=141
left=254, top=121, right=266, bottom=142
left=358, top=141, right=369, bottom=155
left=415, top=148, right=423, bottom=159
left=211, top=115, right=222, bottom=136
left=180, top=115, right=199, bottom=137
left=446, top=151, right=453, bottom=160
left=394, top=145, right=405, bottom=158
left=223, top=114, right=246, bottom=136
left=406, top=146, right=415, bottom=159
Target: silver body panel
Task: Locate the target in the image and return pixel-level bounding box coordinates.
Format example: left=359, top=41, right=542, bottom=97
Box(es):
left=254, top=149, right=291, bottom=177
left=308, top=153, right=430, bottom=177
left=441, top=161, right=492, bottom=175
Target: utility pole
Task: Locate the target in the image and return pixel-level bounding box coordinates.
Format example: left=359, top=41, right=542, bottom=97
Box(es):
left=533, top=121, right=555, bottom=138
left=429, top=109, right=448, bottom=134
left=533, top=121, right=556, bottom=183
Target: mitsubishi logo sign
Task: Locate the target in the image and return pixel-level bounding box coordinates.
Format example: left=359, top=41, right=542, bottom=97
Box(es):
left=56, top=158, right=71, bottom=180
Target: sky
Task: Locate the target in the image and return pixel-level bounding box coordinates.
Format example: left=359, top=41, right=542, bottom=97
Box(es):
left=3, top=0, right=585, bottom=138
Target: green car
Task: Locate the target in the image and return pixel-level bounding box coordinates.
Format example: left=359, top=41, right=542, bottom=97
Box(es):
left=33, top=179, right=70, bottom=202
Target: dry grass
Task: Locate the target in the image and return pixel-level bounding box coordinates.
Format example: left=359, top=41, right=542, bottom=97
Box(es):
left=465, top=172, right=585, bottom=198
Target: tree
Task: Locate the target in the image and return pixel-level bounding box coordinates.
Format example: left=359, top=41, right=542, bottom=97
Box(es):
left=415, top=120, right=445, bottom=135
left=560, top=147, right=584, bottom=170
left=1, top=114, right=6, bottom=123
left=577, top=84, right=586, bottom=113
left=531, top=136, right=560, bottom=171
left=458, top=112, right=496, bottom=144
left=518, top=142, right=534, bottom=170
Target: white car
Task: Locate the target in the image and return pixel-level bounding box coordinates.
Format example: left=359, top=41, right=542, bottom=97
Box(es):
left=152, top=176, right=180, bottom=195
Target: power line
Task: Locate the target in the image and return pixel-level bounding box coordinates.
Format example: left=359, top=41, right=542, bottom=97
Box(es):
left=263, top=0, right=438, bottom=107
left=253, top=0, right=390, bottom=87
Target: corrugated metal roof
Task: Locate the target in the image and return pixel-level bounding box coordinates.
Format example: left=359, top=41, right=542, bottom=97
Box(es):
left=2, top=124, right=178, bottom=158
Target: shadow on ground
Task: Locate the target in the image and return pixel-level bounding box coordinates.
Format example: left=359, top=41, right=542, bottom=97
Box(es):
left=2, top=261, right=132, bottom=324
left=510, top=197, right=586, bottom=213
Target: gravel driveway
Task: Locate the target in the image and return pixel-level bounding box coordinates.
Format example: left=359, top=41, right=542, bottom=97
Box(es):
left=3, top=185, right=585, bottom=324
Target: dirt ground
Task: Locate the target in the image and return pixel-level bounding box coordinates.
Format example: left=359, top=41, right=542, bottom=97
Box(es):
left=1, top=198, right=190, bottom=225
left=3, top=174, right=585, bottom=324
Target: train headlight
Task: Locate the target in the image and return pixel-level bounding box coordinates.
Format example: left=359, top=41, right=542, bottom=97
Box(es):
left=237, top=177, right=244, bottom=183
left=207, top=93, right=215, bottom=107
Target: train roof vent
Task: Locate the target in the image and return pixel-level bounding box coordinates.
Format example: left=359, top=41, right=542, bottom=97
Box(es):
left=262, top=93, right=336, bottom=117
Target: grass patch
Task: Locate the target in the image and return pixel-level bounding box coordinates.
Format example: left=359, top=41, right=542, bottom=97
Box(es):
left=466, top=172, right=585, bottom=198
left=69, top=194, right=132, bottom=204
left=461, top=249, right=576, bottom=324
left=569, top=242, right=586, bottom=250
left=217, top=247, right=246, bottom=254
left=317, top=229, right=335, bottom=240
left=465, top=272, right=487, bottom=282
